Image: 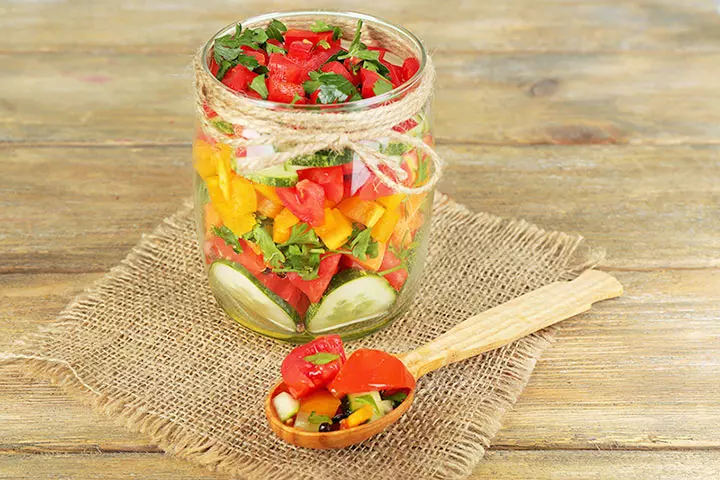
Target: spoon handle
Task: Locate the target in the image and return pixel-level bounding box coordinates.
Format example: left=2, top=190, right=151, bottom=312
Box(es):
left=399, top=270, right=623, bottom=379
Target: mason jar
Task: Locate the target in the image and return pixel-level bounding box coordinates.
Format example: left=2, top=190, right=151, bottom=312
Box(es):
left=192, top=11, right=437, bottom=342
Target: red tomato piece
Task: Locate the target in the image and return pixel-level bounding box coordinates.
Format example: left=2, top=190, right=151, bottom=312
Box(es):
left=298, top=166, right=344, bottom=204
left=281, top=335, right=347, bottom=399
left=258, top=271, right=309, bottom=316
left=268, top=53, right=303, bottom=83
left=328, top=348, right=416, bottom=397
left=287, top=40, right=314, bottom=62
left=342, top=58, right=362, bottom=84
left=267, top=76, right=305, bottom=103
left=379, top=249, right=408, bottom=291
left=356, top=164, right=397, bottom=201
left=276, top=179, right=326, bottom=226
left=300, top=45, right=342, bottom=80
left=222, top=64, right=258, bottom=92
left=321, top=61, right=354, bottom=83
left=286, top=253, right=342, bottom=303
left=402, top=57, right=420, bottom=82
left=241, top=45, right=267, bottom=65
left=384, top=61, right=404, bottom=88
left=204, top=237, right=267, bottom=275
left=284, top=28, right=320, bottom=46
left=360, top=68, right=381, bottom=98
left=308, top=89, right=321, bottom=104
left=316, top=31, right=341, bottom=49
left=202, top=102, right=218, bottom=118
left=392, top=117, right=419, bottom=133
left=267, top=38, right=283, bottom=48
left=209, top=56, right=220, bottom=76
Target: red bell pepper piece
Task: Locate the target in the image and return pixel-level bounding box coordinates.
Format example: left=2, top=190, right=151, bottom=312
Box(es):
left=268, top=53, right=303, bottom=83
left=402, top=57, right=420, bottom=82
left=286, top=253, right=342, bottom=303
left=241, top=45, right=267, bottom=65
left=221, top=64, right=258, bottom=92
left=300, top=44, right=342, bottom=81
left=281, top=335, right=347, bottom=399
left=276, top=179, right=326, bottom=226
left=258, top=271, right=309, bottom=316
left=284, top=28, right=320, bottom=46
left=321, top=61, right=354, bottom=83
left=316, top=31, right=341, bottom=50
left=297, top=165, right=344, bottom=204
left=267, top=76, right=305, bottom=103
left=287, top=40, right=314, bottom=63
left=328, top=348, right=416, bottom=397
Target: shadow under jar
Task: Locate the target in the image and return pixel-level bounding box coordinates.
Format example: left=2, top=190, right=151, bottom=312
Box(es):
left=192, top=11, right=437, bottom=343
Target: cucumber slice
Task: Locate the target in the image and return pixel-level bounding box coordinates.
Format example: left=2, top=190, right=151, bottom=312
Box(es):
left=272, top=392, right=300, bottom=422
left=208, top=260, right=300, bottom=335
left=305, top=269, right=397, bottom=334
left=244, top=165, right=298, bottom=187
left=381, top=399, right=395, bottom=415
left=288, top=149, right=353, bottom=168
left=293, top=411, right=319, bottom=432
left=347, top=391, right=385, bottom=421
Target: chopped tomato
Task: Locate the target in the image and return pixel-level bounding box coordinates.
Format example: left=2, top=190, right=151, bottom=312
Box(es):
left=316, top=31, right=341, bottom=49
left=281, top=335, right=347, bottom=399
left=268, top=53, right=302, bottom=83
left=384, top=61, right=404, bottom=87
left=392, top=117, right=419, bottom=133
left=356, top=164, right=398, bottom=201
left=267, top=76, right=305, bottom=103
left=286, top=253, right=341, bottom=303
left=328, top=348, right=416, bottom=397
left=284, top=28, right=320, bottom=46
left=276, top=179, right=326, bottom=227
left=300, top=45, right=342, bottom=80
left=342, top=58, right=362, bottom=84
left=287, top=40, right=314, bottom=62
left=241, top=45, right=267, bottom=65
left=321, top=61, right=354, bottom=83
left=202, top=102, right=218, bottom=118
left=209, top=56, right=220, bottom=76
left=379, top=249, right=408, bottom=291
left=204, top=237, right=267, bottom=275
left=221, top=65, right=258, bottom=92
left=309, top=89, right=321, bottom=104
left=258, top=272, right=309, bottom=316
left=402, top=57, right=420, bottom=82
left=360, top=68, right=383, bottom=98
left=297, top=166, right=344, bottom=204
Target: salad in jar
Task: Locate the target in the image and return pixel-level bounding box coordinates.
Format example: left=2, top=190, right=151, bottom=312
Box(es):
left=193, top=13, right=437, bottom=342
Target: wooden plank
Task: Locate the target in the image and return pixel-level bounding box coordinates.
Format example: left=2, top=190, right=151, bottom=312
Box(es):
left=0, top=450, right=717, bottom=480
left=2, top=0, right=719, bottom=54
left=1, top=145, right=718, bottom=272
left=3, top=53, right=720, bottom=146
left=1, top=269, right=718, bottom=452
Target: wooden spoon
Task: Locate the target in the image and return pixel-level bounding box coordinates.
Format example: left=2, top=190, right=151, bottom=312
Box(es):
left=265, top=269, right=623, bottom=449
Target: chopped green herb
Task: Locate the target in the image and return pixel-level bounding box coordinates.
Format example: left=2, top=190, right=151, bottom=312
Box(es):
left=322, top=49, right=349, bottom=67
left=212, top=23, right=268, bottom=80
left=309, top=20, right=343, bottom=40
left=382, top=142, right=409, bottom=156
left=279, top=223, right=323, bottom=248
left=303, top=72, right=361, bottom=104
left=248, top=74, right=269, bottom=99
left=254, top=65, right=270, bottom=75
left=290, top=93, right=303, bottom=105
left=245, top=224, right=284, bottom=268
left=211, top=119, right=234, bottom=135
left=266, top=43, right=286, bottom=54
left=212, top=225, right=243, bottom=253
left=382, top=391, right=408, bottom=407
left=265, top=19, right=287, bottom=43
left=348, top=225, right=379, bottom=261
left=416, top=154, right=430, bottom=185
left=372, top=76, right=393, bottom=96
left=308, top=411, right=332, bottom=424
left=303, top=352, right=341, bottom=365
left=336, top=20, right=391, bottom=78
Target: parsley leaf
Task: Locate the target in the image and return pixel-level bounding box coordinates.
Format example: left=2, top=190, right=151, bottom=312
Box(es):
left=336, top=20, right=391, bottom=79
left=211, top=119, right=234, bottom=135
left=382, top=391, right=408, bottom=407
left=265, top=19, right=287, bottom=43
left=279, top=223, right=323, bottom=248
left=303, top=72, right=361, bottom=104
left=308, top=411, right=332, bottom=424
left=290, top=93, right=303, bottom=105
left=348, top=226, right=379, bottom=261
left=212, top=226, right=243, bottom=253
left=248, top=74, right=268, bottom=99
left=416, top=155, right=430, bottom=185
left=309, top=20, right=343, bottom=40
left=382, top=142, right=409, bottom=156
left=266, top=43, right=286, bottom=54
left=274, top=244, right=323, bottom=280
left=304, top=352, right=340, bottom=365
left=212, top=23, right=265, bottom=79
left=372, top=76, right=393, bottom=96
left=245, top=224, right=284, bottom=268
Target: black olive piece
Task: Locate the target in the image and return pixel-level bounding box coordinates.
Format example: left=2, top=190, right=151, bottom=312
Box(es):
left=330, top=422, right=340, bottom=431
left=332, top=413, right=348, bottom=423
left=318, top=422, right=332, bottom=433
left=340, top=396, right=352, bottom=416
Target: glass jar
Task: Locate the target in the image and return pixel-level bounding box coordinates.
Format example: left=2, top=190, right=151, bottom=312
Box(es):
left=192, top=11, right=436, bottom=342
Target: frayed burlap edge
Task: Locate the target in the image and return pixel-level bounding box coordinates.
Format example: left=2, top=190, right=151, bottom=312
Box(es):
left=1, top=193, right=604, bottom=480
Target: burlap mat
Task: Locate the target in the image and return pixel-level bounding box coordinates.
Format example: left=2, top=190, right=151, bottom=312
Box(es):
left=5, top=193, right=601, bottom=480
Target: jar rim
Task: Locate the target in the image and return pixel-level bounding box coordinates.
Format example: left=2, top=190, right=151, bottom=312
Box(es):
left=200, top=10, right=428, bottom=112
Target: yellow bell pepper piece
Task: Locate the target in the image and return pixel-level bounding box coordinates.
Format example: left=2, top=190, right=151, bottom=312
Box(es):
left=345, top=405, right=374, bottom=429
left=371, top=208, right=401, bottom=244
left=273, top=208, right=300, bottom=244
left=315, top=208, right=353, bottom=251
left=298, top=390, right=341, bottom=418
left=353, top=241, right=386, bottom=271
left=257, top=194, right=284, bottom=219
left=203, top=202, right=222, bottom=236
left=376, top=193, right=406, bottom=212
left=224, top=212, right=256, bottom=237
left=192, top=139, right=216, bottom=179
left=216, top=145, right=234, bottom=201
left=230, top=176, right=257, bottom=214
left=253, top=183, right=282, bottom=204
left=337, top=197, right=385, bottom=228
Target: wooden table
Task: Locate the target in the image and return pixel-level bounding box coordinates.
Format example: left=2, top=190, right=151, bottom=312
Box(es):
left=2, top=1, right=719, bottom=478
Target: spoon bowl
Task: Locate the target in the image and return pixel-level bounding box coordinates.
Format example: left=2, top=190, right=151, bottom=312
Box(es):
left=266, top=270, right=623, bottom=449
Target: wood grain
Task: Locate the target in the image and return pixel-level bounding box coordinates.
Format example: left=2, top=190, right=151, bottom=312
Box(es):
left=3, top=53, right=720, bottom=145
left=0, top=450, right=717, bottom=480
left=1, top=269, right=718, bottom=453
left=2, top=145, right=717, bottom=273
left=2, top=0, right=719, bottom=54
